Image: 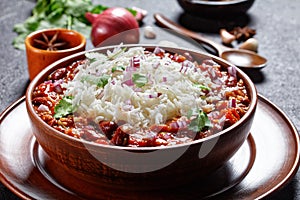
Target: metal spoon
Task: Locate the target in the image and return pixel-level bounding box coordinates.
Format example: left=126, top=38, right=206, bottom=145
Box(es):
left=154, top=13, right=267, bottom=70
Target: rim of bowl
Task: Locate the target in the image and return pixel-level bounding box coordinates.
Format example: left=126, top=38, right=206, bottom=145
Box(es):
left=25, top=28, right=86, bottom=53
left=26, top=44, right=258, bottom=151
left=184, top=0, right=252, bottom=6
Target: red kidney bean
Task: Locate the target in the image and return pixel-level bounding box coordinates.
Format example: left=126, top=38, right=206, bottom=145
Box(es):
left=111, top=127, right=129, bottom=146
left=48, top=68, right=67, bottom=80
left=99, top=121, right=118, bottom=139
left=32, top=96, right=53, bottom=108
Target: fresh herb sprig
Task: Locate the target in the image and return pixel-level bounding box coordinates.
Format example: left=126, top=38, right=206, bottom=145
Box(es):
left=13, top=0, right=108, bottom=50
left=80, top=74, right=110, bottom=88
left=132, top=73, right=148, bottom=88
left=54, top=96, right=76, bottom=119
left=188, top=109, right=212, bottom=133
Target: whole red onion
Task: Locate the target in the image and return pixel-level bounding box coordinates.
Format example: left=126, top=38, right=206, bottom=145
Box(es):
left=85, top=7, right=140, bottom=47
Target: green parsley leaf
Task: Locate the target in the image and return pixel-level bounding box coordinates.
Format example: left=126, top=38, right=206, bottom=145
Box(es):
left=54, top=96, right=76, bottom=119
left=188, top=109, right=211, bottom=133
left=96, top=74, right=110, bottom=88
left=194, top=84, right=210, bottom=91
left=132, top=73, right=148, bottom=88
left=112, top=66, right=125, bottom=73
left=81, top=74, right=110, bottom=88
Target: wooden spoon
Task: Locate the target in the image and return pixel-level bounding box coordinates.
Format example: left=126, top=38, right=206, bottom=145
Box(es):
left=154, top=13, right=267, bottom=70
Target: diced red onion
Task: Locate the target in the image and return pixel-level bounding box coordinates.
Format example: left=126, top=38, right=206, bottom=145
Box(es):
left=228, top=98, right=236, bottom=108
left=203, top=59, right=217, bottom=66
left=44, top=80, right=52, bottom=84
left=169, top=120, right=187, bottom=129
left=122, top=79, right=134, bottom=86
left=153, top=47, right=165, bottom=55
left=169, top=122, right=179, bottom=129
left=130, top=56, right=140, bottom=68
left=179, top=65, right=188, bottom=73
left=182, top=60, right=194, bottom=68
left=208, top=67, right=216, bottom=78
left=184, top=52, right=193, bottom=61
left=54, top=85, right=63, bottom=93
left=53, top=79, right=63, bottom=87
left=162, top=77, right=167, bottom=82
left=177, top=120, right=187, bottom=128
left=228, top=66, right=237, bottom=78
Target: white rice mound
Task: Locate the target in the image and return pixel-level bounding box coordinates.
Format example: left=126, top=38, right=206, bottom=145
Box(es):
left=63, top=46, right=230, bottom=132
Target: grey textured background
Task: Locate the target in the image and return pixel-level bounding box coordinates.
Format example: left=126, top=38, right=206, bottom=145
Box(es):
left=1, top=0, right=299, bottom=199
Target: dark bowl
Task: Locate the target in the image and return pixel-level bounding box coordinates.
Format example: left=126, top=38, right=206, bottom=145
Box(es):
left=177, top=0, right=255, bottom=17
left=25, top=44, right=257, bottom=197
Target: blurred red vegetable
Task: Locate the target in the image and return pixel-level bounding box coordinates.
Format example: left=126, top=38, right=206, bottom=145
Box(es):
left=85, top=7, right=140, bottom=47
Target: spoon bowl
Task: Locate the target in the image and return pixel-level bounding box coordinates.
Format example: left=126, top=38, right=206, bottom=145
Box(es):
left=154, top=13, right=267, bottom=70
left=221, top=49, right=267, bottom=69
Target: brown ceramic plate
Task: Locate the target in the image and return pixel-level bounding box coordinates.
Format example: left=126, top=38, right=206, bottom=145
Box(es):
left=0, top=95, right=299, bottom=199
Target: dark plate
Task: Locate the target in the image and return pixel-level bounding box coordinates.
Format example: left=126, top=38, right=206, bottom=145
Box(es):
left=0, top=95, right=299, bottom=199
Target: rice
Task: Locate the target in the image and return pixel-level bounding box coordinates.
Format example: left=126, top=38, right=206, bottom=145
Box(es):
left=63, top=47, right=226, bottom=132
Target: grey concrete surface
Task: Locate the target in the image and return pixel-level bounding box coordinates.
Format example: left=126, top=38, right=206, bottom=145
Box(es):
left=1, top=0, right=299, bottom=199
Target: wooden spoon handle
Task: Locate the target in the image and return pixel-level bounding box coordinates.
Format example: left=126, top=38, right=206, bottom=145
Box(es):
left=153, top=13, right=226, bottom=55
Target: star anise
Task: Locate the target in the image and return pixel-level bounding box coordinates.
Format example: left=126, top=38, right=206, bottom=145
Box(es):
left=230, top=26, right=256, bottom=42
left=34, top=31, right=67, bottom=51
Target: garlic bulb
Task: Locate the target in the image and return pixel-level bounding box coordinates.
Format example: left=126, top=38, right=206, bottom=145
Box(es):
left=239, top=38, right=259, bottom=52
left=144, top=26, right=156, bottom=39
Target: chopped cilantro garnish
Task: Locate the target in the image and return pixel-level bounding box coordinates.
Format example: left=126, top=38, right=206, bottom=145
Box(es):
left=96, top=74, right=110, bottom=88
left=132, top=73, right=148, bottom=88
left=54, top=96, right=76, bottom=119
left=188, top=109, right=212, bottom=132
left=81, top=74, right=110, bottom=88
left=194, top=84, right=210, bottom=91
left=112, top=66, right=125, bottom=73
